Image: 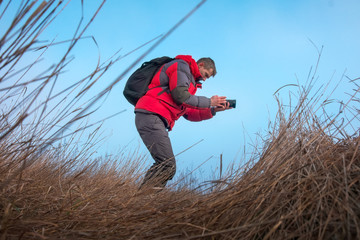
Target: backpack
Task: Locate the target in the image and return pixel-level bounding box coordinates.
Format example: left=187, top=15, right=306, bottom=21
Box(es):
left=123, top=56, right=174, bottom=106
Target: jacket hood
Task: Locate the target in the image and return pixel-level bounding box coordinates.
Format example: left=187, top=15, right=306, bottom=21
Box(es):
left=175, top=55, right=202, bottom=80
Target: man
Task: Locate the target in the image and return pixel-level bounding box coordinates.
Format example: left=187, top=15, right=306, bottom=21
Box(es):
left=135, top=55, right=231, bottom=189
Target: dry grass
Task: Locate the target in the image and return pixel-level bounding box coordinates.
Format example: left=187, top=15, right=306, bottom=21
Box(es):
left=1, top=82, right=359, bottom=239
left=1, top=1, right=360, bottom=239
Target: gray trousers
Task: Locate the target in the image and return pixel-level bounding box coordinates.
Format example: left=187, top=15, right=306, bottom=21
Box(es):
left=135, top=112, right=176, bottom=187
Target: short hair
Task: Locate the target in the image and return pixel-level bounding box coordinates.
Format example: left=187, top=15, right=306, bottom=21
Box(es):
left=197, top=57, right=217, bottom=77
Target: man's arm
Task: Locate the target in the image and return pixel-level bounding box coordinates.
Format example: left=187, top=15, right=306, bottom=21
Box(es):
left=183, top=108, right=214, bottom=122
left=172, top=86, right=210, bottom=108
left=167, top=62, right=227, bottom=108
left=183, top=101, right=232, bottom=122
left=166, top=61, right=208, bottom=108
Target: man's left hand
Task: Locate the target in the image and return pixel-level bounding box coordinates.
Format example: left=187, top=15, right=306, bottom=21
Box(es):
left=214, top=102, right=232, bottom=112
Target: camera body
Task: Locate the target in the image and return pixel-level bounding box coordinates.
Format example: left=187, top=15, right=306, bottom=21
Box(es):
left=227, top=99, right=236, bottom=108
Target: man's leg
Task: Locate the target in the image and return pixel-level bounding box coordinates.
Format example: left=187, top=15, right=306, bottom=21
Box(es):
left=135, top=112, right=176, bottom=188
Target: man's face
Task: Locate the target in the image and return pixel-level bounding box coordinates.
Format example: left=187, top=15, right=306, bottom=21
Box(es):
left=198, top=63, right=213, bottom=81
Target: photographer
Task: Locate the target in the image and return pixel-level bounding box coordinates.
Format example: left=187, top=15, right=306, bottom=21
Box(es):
left=135, top=55, right=233, bottom=189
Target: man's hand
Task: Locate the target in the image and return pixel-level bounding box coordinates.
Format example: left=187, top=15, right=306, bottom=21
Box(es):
left=210, top=95, right=227, bottom=107
left=214, top=101, right=232, bottom=112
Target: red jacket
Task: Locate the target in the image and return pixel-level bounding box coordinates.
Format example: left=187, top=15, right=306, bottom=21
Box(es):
left=135, top=55, right=214, bottom=130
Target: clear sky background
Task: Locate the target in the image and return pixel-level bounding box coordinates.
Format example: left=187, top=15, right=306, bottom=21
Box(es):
left=2, top=0, right=360, bottom=182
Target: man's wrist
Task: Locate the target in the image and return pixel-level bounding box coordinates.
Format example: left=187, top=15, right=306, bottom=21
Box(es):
left=210, top=106, right=216, bottom=116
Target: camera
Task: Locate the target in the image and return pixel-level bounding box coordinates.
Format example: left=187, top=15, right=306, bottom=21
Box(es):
left=227, top=99, right=236, bottom=108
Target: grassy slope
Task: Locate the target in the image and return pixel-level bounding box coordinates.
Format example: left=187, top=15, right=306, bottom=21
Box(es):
left=1, top=93, right=359, bottom=239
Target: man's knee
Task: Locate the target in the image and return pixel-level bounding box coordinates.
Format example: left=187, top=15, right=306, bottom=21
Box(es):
left=142, top=158, right=176, bottom=188
left=154, top=157, right=175, bottom=181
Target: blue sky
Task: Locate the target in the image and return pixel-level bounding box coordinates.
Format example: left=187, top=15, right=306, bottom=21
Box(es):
left=2, top=0, right=360, bottom=181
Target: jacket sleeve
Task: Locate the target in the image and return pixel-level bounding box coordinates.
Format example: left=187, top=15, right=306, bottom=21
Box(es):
left=167, top=61, right=211, bottom=108
left=183, top=107, right=216, bottom=122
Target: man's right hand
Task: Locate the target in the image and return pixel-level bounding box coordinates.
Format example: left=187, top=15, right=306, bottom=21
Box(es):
left=210, top=95, right=227, bottom=107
